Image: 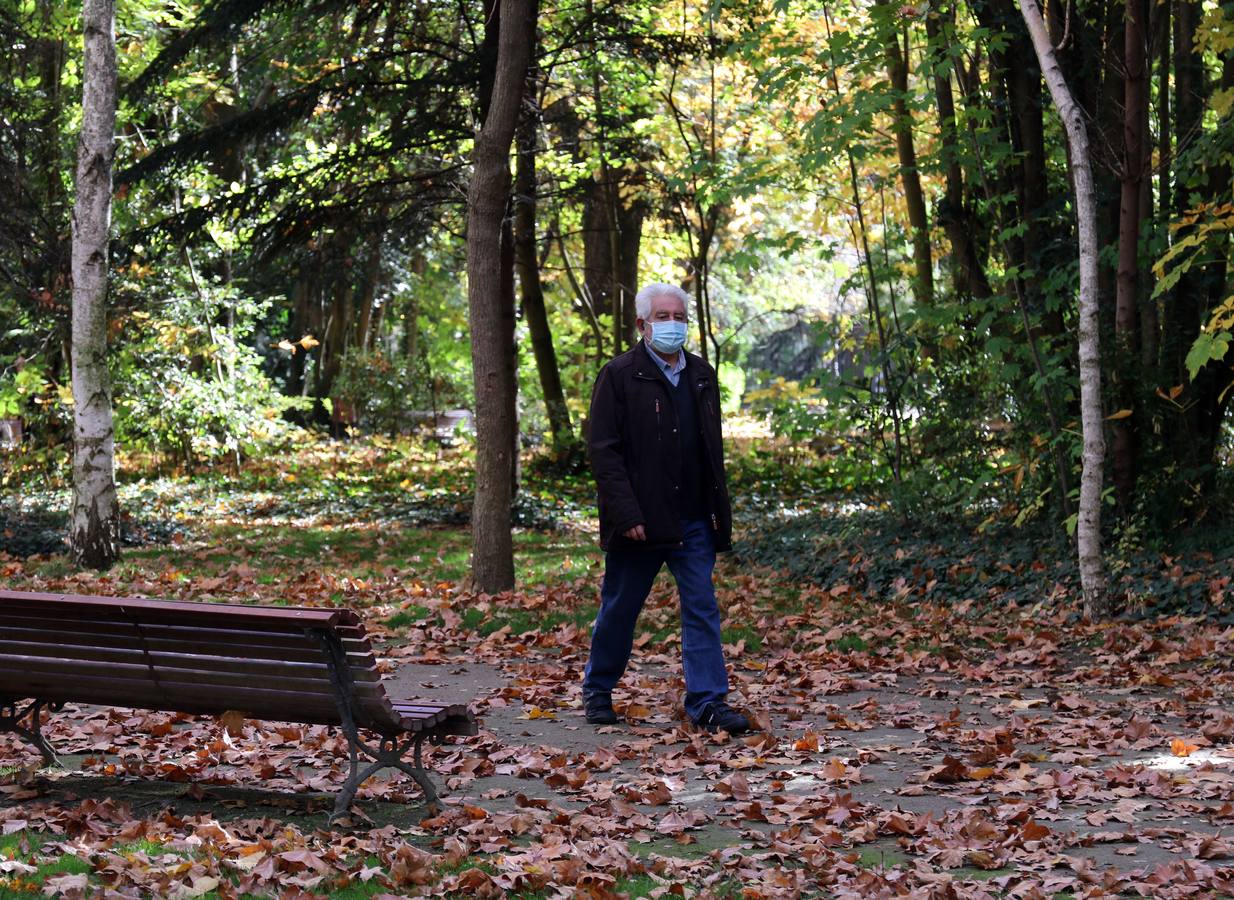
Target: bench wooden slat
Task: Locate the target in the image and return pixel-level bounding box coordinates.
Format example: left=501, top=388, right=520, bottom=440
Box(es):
left=0, top=640, right=382, bottom=683
left=0, top=641, right=382, bottom=686
left=0, top=609, right=373, bottom=650
left=0, top=683, right=417, bottom=736
left=0, top=591, right=358, bottom=629
left=0, top=657, right=388, bottom=704
left=1, top=675, right=345, bottom=725
left=0, top=630, right=375, bottom=668
left=3, top=667, right=399, bottom=726
left=391, top=702, right=471, bottom=718
left=0, top=616, right=374, bottom=659
left=0, top=653, right=387, bottom=696
left=391, top=703, right=457, bottom=714
left=430, top=713, right=480, bottom=737
left=386, top=702, right=478, bottom=736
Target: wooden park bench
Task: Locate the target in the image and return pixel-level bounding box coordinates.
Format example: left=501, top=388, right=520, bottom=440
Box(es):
left=0, top=590, right=476, bottom=821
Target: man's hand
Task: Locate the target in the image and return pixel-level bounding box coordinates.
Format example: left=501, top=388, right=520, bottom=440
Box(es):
left=623, top=524, right=647, bottom=541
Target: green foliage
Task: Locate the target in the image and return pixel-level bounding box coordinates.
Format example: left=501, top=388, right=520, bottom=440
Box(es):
left=113, top=273, right=309, bottom=465
left=1185, top=330, right=1232, bottom=380
left=334, top=349, right=423, bottom=435
left=2, top=0, right=1233, bottom=573
left=743, top=292, right=1059, bottom=525
left=746, top=378, right=835, bottom=443
left=0, top=361, right=53, bottom=420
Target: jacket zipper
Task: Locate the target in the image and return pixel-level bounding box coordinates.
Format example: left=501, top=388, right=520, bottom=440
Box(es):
left=655, top=397, right=662, bottom=441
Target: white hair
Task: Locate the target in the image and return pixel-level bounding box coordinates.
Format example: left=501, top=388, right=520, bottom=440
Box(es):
left=635, top=283, right=691, bottom=320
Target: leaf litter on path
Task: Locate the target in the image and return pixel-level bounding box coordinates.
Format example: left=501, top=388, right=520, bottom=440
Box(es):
left=3, top=482, right=1234, bottom=894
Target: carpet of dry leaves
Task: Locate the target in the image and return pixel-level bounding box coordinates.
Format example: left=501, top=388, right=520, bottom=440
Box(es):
left=2, top=461, right=1234, bottom=898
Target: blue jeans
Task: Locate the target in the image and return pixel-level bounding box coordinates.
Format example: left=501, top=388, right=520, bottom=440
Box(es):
left=582, top=518, right=729, bottom=722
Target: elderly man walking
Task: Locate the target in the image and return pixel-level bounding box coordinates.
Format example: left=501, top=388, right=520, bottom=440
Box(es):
left=581, top=283, right=750, bottom=735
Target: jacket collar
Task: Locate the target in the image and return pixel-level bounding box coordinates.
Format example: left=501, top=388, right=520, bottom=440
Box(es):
left=631, top=340, right=710, bottom=389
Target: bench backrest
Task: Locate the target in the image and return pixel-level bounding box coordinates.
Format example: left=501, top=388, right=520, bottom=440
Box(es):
left=0, top=591, right=410, bottom=734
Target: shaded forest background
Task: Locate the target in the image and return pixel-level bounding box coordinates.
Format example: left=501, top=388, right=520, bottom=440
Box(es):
left=2, top=0, right=1233, bottom=604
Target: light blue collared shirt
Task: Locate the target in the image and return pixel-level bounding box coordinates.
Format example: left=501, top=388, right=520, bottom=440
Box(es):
left=644, top=341, right=686, bottom=387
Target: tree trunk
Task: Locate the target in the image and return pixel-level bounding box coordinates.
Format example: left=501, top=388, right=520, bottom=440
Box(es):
left=467, top=0, right=533, bottom=594
left=1006, top=4, right=1048, bottom=303
left=355, top=232, right=383, bottom=351
left=1160, top=0, right=1204, bottom=378
left=1160, top=0, right=1226, bottom=481
left=582, top=177, right=615, bottom=321
left=1156, top=1, right=1171, bottom=231
left=1021, top=0, right=1108, bottom=615
left=1145, top=0, right=1169, bottom=369
left=970, top=0, right=1028, bottom=302
left=880, top=6, right=933, bottom=306
left=288, top=262, right=312, bottom=396
left=69, top=0, right=121, bottom=570
left=973, top=0, right=1049, bottom=308
left=318, top=256, right=354, bottom=403
left=616, top=194, right=644, bottom=344
left=38, top=0, right=69, bottom=314
left=515, top=63, right=574, bottom=455
left=1183, top=57, right=1234, bottom=479
left=1112, top=0, right=1148, bottom=509
left=1172, top=0, right=1203, bottom=180
left=925, top=8, right=991, bottom=301
left=368, top=294, right=387, bottom=351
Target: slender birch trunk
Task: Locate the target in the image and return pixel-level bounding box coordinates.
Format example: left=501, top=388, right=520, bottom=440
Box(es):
left=1020, top=0, right=1108, bottom=615
left=467, top=0, right=533, bottom=593
left=69, top=0, right=121, bottom=570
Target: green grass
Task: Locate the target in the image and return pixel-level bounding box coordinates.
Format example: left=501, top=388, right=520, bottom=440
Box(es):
left=323, top=880, right=391, bottom=899
left=384, top=605, right=433, bottom=629
left=766, top=582, right=810, bottom=614
left=315, top=855, right=394, bottom=899
left=109, top=838, right=172, bottom=857
left=832, top=634, right=869, bottom=653
left=269, top=525, right=594, bottom=585
left=0, top=833, right=419, bottom=899
left=951, top=865, right=1014, bottom=881
left=459, top=605, right=596, bottom=636
left=436, top=858, right=498, bottom=876
left=0, top=831, right=91, bottom=899
left=902, top=640, right=943, bottom=656
left=854, top=845, right=909, bottom=869
left=640, top=623, right=677, bottom=646
left=23, top=558, right=72, bottom=579
left=0, top=830, right=46, bottom=857
left=721, top=624, right=763, bottom=651
left=122, top=522, right=598, bottom=589
left=613, top=874, right=660, bottom=897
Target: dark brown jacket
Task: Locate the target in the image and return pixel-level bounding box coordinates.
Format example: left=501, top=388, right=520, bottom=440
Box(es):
left=588, top=342, right=733, bottom=552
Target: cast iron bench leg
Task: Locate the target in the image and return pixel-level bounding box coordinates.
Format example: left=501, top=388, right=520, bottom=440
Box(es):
left=310, top=629, right=443, bottom=823
left=332, top=733, right=441, bottom=823
left=0, top=700, right=60, bottom=768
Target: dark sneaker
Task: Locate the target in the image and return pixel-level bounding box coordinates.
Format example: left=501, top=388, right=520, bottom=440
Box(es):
left=694, top=702, right=750, bottom=735
left=584, top=693, right=619, bottom=726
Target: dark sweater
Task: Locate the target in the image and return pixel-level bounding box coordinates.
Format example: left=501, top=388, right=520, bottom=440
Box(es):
left=665, top=370, right=709, bottom=520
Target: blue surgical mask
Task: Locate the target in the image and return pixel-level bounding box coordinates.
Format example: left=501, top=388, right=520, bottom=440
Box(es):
left=648, top=320, right=688, bottom=354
